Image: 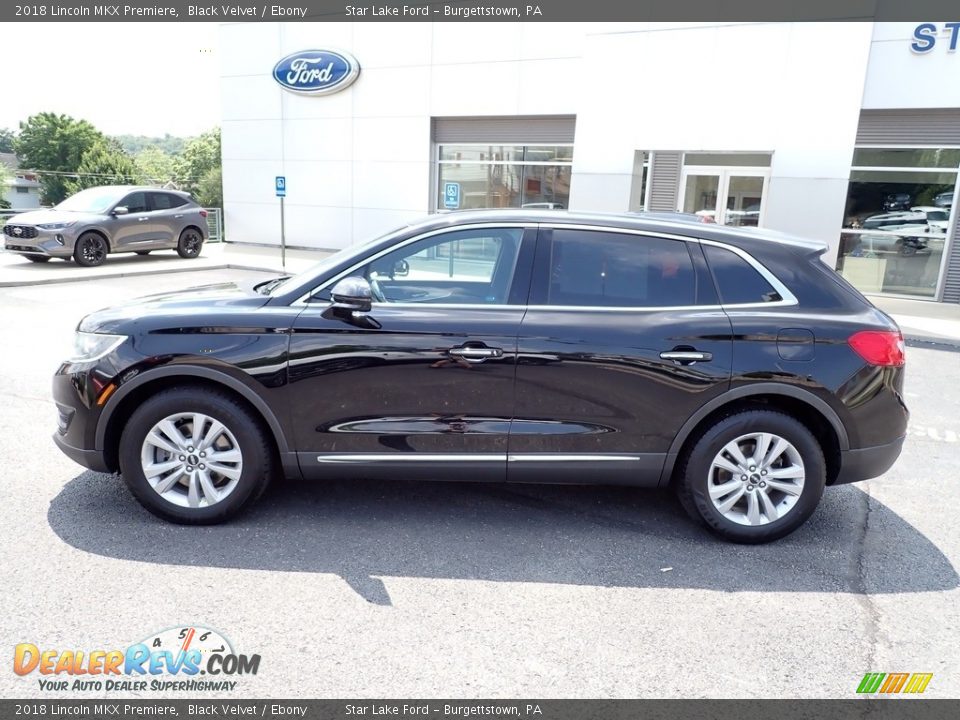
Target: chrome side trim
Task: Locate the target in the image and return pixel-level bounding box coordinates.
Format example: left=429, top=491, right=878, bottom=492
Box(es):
left=507, top=454, right=642, bottom=463
left=312, top=453, right=644, bottom=464
left=315, top=453, right=507, bottom=463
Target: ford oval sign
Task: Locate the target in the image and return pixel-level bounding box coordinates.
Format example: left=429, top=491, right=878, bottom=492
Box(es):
left=272, top=49, right=360, bottom=96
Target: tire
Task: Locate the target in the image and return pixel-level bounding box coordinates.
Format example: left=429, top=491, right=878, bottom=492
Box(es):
left=675, top=410, right=826, bottom=544
left=135, top=250, right=151, bottom=256
left=118, top=387, right=274, bottom=524
left=177, top=228, right=204, bottom=259
left=73, top=232, right=108, bottom=267
left=26, top=256, right=51, bottom=263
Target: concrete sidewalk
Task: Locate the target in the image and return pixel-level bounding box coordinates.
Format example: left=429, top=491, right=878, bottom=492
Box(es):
left=0, top=242, right=328, bottom=287
left=3, top=242, right=959, bottom=347
left=870, top=295, right=960, bottom=349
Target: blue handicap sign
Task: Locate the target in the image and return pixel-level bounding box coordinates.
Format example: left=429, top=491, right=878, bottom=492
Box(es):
left=275, top=176, right=286, bottom=197
left=443, top=182, right=461, bottom=209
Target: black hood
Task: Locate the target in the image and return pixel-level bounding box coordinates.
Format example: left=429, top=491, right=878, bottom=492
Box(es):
left=77, top=281, right=272, bottom=335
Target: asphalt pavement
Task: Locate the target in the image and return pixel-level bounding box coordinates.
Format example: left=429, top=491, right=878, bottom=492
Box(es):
left=0, top=267, right=957, bottom=699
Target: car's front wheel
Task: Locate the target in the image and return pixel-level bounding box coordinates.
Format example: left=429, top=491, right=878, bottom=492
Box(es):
left=73, top=232, right=108, bottom=267
left=177, top=228, right=203, bottom=259
left=118, top=387, right=273, bottom=524
left=676, top=410, right=826, bottom=543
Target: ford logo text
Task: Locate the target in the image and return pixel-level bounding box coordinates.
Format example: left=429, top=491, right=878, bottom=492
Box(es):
left=272, top=50, right=360, bottom=95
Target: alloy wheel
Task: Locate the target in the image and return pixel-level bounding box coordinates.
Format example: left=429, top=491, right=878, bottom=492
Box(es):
left=81, top=237, right=106, bottom=264
left=706, top=432, right=805, bottom=526
left=139, top=412, right=243, bottom=508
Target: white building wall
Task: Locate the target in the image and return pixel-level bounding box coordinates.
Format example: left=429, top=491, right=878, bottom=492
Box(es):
left=220, top=22, right=589, bottom=250
left=863, top=23, right=960, bottom=109
left=569, top=23, right=875, bottom=262
left=221, top=22, right=880, bottom=256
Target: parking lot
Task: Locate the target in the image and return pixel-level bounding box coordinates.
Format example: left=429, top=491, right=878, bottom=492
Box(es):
left=1, top=267, right=958, bottom=699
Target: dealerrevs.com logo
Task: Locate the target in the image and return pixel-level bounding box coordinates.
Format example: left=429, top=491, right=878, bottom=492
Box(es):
left=13, top=625, right=261, bottom=692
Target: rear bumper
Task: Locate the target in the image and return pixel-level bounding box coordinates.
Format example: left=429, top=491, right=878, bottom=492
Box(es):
left=834, top=436, right=905, bottom=485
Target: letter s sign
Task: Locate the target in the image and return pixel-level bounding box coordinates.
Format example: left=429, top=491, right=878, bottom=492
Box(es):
left=912, top=23, right=938, bottom=53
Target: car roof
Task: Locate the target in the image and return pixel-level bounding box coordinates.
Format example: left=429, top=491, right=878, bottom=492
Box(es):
left=419, top=209, right=829, bottom=255
left=80, top=185, right=191, bottom=197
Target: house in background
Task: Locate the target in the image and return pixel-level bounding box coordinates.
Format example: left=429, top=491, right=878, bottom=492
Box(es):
left=1, top=153, right=41, bottom=210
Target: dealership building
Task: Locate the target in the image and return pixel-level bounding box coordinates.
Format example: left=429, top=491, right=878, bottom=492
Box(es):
left=219, top=21, right=960, bottom=303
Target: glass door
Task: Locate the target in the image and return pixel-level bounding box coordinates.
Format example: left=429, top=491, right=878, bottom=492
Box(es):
left=681, top=167, right=770, bottom=226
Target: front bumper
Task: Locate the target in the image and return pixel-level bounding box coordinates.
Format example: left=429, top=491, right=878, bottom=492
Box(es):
left=53, top=431, right=110, bottom=473
left=834, top=436, right=905, bottom=485
left=4, top=227, right=77, bottom=257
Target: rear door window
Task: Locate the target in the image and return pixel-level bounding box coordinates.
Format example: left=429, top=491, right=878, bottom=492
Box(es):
left=541, top=229, right=698, bottom=308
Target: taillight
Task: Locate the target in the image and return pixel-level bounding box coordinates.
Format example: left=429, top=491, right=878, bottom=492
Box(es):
left=199, top=209, right=208, bottom=218
left=848, top=330, right=905, bottom=367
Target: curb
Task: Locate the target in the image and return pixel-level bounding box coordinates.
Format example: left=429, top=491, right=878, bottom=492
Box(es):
left=904, top=335, right=960, bottom=352
left=0, top=263, right=280, bottom=288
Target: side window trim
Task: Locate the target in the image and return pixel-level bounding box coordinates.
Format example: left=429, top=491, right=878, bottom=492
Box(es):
left=295, top=223, right=538, bottom=307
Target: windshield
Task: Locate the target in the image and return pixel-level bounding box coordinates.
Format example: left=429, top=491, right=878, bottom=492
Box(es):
left=261, top=223, right=413, bottom=295
left=56, top=186, right=126, bottom=214
left=926, top=211, right=949, bottom=221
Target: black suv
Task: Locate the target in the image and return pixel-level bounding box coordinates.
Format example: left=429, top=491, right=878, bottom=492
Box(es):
left=52, top=211, right=907, bottom=543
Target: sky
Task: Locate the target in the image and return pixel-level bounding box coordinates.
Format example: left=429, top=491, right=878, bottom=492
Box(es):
left=2, top=23, right=221, bottom=138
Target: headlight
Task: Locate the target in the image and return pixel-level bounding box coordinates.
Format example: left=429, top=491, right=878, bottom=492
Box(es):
left=37, top=221, right=76, bottom=230
left=67, top=332, right=126, bottom=363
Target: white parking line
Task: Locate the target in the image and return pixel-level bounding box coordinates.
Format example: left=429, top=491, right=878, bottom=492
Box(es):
left=908, top=424, right=959, bottom=443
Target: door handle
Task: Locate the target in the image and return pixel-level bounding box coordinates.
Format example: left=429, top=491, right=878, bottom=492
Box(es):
left=660, top=350, right=712, bottom=364
left=448, top=346, right=504, bottom=363
left=138, top=217, right=149, bottom=222
left=174, top=214, right=184, bottom=219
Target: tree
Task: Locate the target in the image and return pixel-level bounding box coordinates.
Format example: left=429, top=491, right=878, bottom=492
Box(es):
left=135, top=146, right=176, bottom=185
left=0, top=128, right=15, bottom=153
left=173, top=128, right=221, bottom=198
left=14, top=113, right=104, bottom=204
left=64, top=139, right=139, bottom=195
left=113, top=133, right=186, bottom=156
left=195, top=165, right=222, bottom=208
left=0, top=163, right=10, bottom=209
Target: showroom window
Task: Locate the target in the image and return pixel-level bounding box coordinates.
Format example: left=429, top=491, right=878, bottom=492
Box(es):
left=628, top=151, right=650, bottom=212
left=835, top=148, right=959, bottom=298
left=436, top=144, right=573, bottom=211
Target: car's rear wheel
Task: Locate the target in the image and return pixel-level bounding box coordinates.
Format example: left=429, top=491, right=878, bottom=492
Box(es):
left=135, top=250, right=151, bottom=256
left=676, top=410, right=826, bottom=543
left=177, top=228, right=203, bottom=259
left=118, top=387, right=273, bottom=524
left=26, top=256, right=51, bottom=263
left=73, top=232, right=108, bottom=267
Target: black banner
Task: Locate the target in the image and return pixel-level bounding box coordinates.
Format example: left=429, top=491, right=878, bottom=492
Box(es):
left=3, top=0, right=960, bottom=23
left=3, top=700, right=960, bottom=720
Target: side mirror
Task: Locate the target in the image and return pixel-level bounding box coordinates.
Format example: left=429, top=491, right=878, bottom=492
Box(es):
left=112, top=206, right=129, bottom=216
left=393, top=259, right=410, bottom=277
left=330, top=276, right=373, bottom=313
